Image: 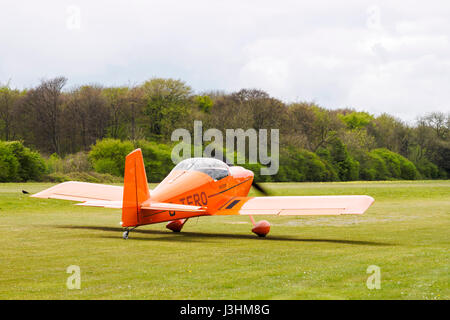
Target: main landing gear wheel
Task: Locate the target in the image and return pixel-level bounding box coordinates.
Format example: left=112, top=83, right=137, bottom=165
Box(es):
left=249, top=215, right=271, bottom=237
left=166, top=219, right=188, bottom=232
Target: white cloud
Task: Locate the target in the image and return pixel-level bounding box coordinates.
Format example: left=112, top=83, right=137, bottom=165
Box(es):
left=0, top=0, right=449, bottom=122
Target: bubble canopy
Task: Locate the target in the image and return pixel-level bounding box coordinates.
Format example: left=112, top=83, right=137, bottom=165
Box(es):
left=172, top=158, right=230, bottom=181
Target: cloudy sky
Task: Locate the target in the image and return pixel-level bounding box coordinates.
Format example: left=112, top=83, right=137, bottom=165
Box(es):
left=1, top=0, right=449, bottom=122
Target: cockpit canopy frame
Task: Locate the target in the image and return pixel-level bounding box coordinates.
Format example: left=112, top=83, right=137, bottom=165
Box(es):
left=172, top=158, right=230, bottom=181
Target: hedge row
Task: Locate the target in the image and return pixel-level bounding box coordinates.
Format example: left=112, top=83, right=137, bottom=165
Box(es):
left=87, top=138, right=444, bottom=183
left=0, top=139, right=442, bottom=183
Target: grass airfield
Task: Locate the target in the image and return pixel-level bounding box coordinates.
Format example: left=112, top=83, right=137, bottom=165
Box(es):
left=0, top=181, right=448, bottom=299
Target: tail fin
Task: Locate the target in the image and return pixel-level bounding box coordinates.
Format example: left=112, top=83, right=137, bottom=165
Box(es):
left=122, top=148, right=150, bottom=227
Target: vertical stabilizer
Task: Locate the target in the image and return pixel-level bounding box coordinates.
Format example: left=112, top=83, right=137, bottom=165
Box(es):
left=122, top=148, right=150, bottom=227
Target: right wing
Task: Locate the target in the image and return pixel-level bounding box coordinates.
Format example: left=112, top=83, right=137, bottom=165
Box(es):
left=215, top=195, right=374, bottom=216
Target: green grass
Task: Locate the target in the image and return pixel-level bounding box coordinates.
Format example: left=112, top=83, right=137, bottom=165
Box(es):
left=0, top=181, right=449, bottom=299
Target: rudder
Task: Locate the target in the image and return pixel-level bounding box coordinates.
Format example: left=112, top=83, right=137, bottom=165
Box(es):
left=122, top=148, right=150, bottom=227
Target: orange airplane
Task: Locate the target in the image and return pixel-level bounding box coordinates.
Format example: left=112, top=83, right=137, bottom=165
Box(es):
left=32, top=149, right=374, bottom=239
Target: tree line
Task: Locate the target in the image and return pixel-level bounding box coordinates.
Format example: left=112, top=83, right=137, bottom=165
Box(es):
left=0, top=77, right=448, bottom=182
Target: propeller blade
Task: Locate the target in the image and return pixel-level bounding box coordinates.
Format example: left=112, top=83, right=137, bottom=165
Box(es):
left=251, top=181, right=270, bottom=196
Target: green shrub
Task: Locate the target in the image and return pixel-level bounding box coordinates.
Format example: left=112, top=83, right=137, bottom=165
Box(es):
left=93, top=158, right=120, bottom=176
left=306, top=153, right=329, bottom=181
left=354, top=150, right=388, bottom=180
left=415, top=158, right=440, bottom=179
left=0, top=141, right=46, bottom=182
left=89, top=139, right=134, bottom=176
left=360, top=167, right=377, bottom=181
left=399, top=157, right=418, bottom=180
left=274, top=147, right=335, bottom=182
left=135, top=140, right=174, bottom=182
left=369, top=152, right=389, bottom=180
left=241, top=162, right=272, bottom=182
left=0, top=142, right=19, bottom=182
left=370, top=148, right=419, bottom=180
left=317, top=139, right=359, bottom=181
left=372, top=148, right=401, bottom=178
left=89, top=138, right=177, bottom=182
left=46, top=153, right=63, bottom=173
left=314, top=148, right=340, bottom=181
left=438, top=168, right=448, bottom=179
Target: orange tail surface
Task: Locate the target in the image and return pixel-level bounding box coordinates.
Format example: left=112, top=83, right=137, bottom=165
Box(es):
left=122, top=149, right=150, bottom=227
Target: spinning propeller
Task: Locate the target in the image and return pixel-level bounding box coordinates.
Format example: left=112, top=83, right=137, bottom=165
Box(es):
left=251, top=180, right=270, bottom=196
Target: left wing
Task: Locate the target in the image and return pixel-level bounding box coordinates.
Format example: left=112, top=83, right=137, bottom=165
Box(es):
left=215, top=195, right=374, bottom=216
left=32, top=181, right=123, bottom=203
left=32, top=181, right=205, bottom=213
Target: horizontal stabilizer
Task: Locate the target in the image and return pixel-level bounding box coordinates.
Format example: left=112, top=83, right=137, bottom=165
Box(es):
left=60, top=199, right=205, bottom=212
left=140, top=201, right=206, bottom=213
left=75, top=200, right=123, bottom=209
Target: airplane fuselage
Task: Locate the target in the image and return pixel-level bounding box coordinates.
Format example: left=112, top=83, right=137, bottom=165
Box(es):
left=139, top=166, right=254, bottom=225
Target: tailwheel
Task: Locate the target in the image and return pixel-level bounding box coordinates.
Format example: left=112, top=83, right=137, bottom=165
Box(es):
left=249, top=215, right=270, bottom=237
left=122, top=226, right=136, bottom=239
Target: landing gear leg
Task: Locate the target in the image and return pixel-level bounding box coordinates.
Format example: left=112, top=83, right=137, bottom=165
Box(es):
left=122, top=227, right=136, bottom=240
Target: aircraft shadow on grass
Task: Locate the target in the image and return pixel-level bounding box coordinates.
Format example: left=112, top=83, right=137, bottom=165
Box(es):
left=55, top=225, right=393, bottom=246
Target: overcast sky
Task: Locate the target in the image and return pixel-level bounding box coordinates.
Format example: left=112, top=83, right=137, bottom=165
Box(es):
left=1, top=0, right=449, bottom=122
